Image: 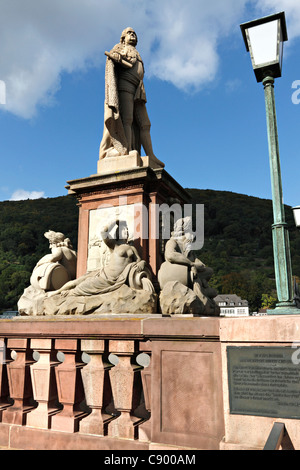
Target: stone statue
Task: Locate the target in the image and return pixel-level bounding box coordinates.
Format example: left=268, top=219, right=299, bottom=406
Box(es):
left=158, top=217, right=220, bottom=316
left=99, top=27, right=164, bottom=168
left=43, top=219, right=157, bottom=315
left=30, top=230, right=77, bottom=290
left=18, top=231, right=77, bottom=316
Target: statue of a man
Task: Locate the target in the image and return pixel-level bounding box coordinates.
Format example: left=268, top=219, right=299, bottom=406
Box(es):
left=99, top=27, right=164, bottom=167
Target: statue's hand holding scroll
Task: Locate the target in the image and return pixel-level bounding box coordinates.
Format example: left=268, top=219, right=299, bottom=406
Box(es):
left=105, top=51, right=133, bottom=69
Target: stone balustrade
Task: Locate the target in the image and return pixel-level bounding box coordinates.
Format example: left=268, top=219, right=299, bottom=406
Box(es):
left=0, top=331, right=150, bottom=439
left=2, top=314, right=300, bottom=450
left=0, top=315, right=224, bottom=450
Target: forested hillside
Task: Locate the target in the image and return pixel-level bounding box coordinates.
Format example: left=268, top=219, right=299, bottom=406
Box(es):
left=1, top=189, right=299, bottom=312
left=0, top=195, right=78, bottom=311
left=188, top=189, right=300, bottom=311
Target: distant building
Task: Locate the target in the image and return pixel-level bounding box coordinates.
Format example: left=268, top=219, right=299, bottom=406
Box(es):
left=0, top=310, right=19, bottom=318
left=214, top=294, right=249, bottom=317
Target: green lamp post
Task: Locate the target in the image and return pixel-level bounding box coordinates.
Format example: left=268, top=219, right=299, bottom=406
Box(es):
left=241, top=12, right=300, bottom=314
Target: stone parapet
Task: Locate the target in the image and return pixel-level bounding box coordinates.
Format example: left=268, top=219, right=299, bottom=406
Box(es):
left=65, top=168, right=191, bottom=280
left=2, top=314, right=300, bottom=450
left=0, top=315, right=223, bottom=450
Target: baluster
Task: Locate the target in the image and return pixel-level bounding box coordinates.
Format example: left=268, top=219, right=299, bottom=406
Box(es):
left=108, top=340, right=144, bottom=440
left=0, top=338, right=12, bottom=419
left=27, top=338, right=61, bottom=429
left=79, top=339, right=115, bottom=435
left=2, top=338, right=35, bottom=425
left=51, top=339, right=87, bottom=432
left=138, top=342, right=152, bottom=441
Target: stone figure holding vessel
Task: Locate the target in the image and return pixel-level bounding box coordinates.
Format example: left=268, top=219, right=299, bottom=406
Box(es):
left=158, top=217, right=220, bottom=316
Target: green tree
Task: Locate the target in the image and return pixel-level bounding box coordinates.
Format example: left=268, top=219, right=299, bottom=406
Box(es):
left=261, top=293, right=277, bottom=310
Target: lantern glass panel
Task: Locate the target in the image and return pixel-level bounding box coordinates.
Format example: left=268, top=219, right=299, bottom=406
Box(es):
left=293, top=207, right=300, bottom=228
left=247, top=19, right=279, bottom=66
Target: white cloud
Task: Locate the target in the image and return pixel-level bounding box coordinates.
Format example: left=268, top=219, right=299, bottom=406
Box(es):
left=0, top=0, right=132, bottom=118
left=0, top=0, right=299, bottom=119
left=143, top=0, right=248, bottom=91
left=254, top=0, right=300, bottom=40
left=10, top=189, right=45, bottom=201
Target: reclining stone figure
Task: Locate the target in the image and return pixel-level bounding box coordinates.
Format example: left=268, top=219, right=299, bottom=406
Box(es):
left=43, top=219, right=157, bottom=315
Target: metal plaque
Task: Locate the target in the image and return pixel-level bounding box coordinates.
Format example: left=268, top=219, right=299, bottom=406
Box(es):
left=227, top=346, right=300, bottom=420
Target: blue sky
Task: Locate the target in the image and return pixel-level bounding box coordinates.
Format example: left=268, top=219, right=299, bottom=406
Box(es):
left=1, top=0, right=300, bottom=210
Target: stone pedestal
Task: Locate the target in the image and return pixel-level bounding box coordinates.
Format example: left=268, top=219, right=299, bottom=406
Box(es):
left=145, top=318, right=224, bottom=450
left=66, top=165, right=190, bottom=283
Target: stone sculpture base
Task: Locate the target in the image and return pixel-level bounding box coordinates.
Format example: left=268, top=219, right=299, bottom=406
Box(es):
left=97, top=151, right=164, bottom=174
left=97, top=152, right=141, bottom=174
left=18, top=286, right=45, bottom=316
left=43, top=285, right=157, bottom=316
left=66, top=164, right=191, bottom=283
left=159, top=281, right=208, bottom=316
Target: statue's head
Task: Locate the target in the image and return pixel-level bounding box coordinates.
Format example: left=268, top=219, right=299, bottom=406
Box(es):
left=120, top=27, right=138, bottom=46
left=173, top=217, right=193, bottom=238
left=44, top=230, right=65, bottom=246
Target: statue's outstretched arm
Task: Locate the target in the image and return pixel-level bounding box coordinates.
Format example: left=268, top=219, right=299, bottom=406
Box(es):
left=105, top=51, right=132, bottom=69
left=100, top=220, right=119, bottom=250
left=36, top=247, right=63, bottom=267
left=100, top=219, right=130, bottom=250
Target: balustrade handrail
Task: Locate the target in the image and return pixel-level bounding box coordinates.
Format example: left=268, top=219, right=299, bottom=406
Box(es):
left=0, top=322, right=152, bottom=440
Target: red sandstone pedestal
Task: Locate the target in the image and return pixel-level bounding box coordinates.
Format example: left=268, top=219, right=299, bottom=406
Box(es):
left=66, top=166, right=190, bottom=282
